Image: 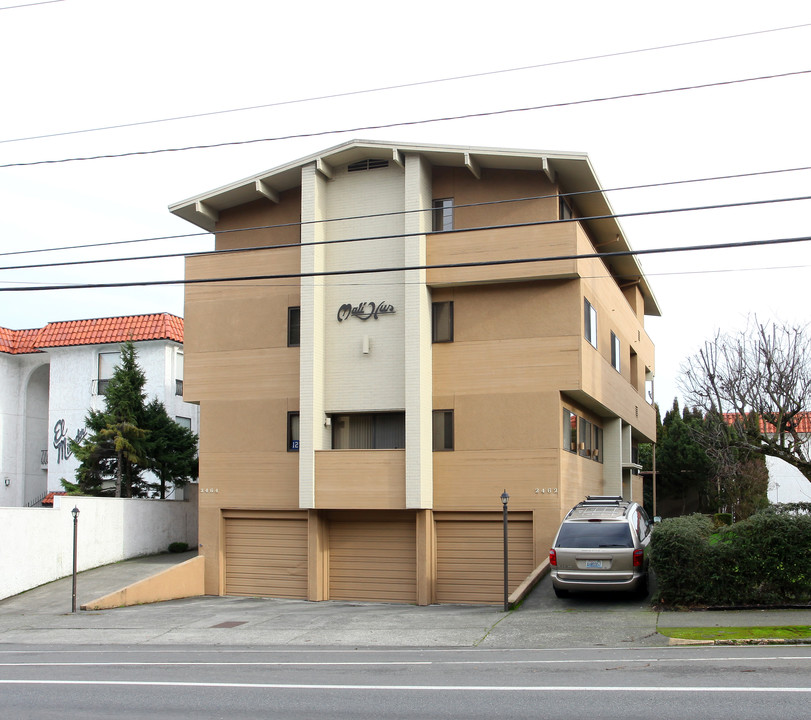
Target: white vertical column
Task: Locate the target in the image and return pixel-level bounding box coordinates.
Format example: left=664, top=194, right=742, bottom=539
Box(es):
left=602, top=417, right=623, bottom=497
left=299, top=163, right=328, bottom=509
left=404, top=153, right=433, bottom=508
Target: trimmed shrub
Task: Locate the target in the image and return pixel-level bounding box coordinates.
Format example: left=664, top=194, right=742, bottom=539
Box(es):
left=168, top=542, right=189, bottom=553
left=651, top=509, right=811, bottom=607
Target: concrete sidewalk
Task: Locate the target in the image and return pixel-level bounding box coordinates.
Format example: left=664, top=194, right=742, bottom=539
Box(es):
left=1, top=553, right=809, bottom=649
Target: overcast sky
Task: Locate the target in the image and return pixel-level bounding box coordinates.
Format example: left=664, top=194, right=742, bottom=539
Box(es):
left=1, top=0, right=810, bottom=409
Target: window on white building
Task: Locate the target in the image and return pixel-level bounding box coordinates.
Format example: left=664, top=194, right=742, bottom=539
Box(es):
left=176, top=351, right=184, bottom=395
left=175, top=416, right=191, bottom=430
left=97, top=351, right=121, bottom=395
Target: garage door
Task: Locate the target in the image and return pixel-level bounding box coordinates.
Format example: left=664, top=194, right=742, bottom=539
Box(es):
left=435, top=512, right=534, bottom=604
left=224, top=513, right=308, bottom=599
left=328, top=511, right=416, bottom=603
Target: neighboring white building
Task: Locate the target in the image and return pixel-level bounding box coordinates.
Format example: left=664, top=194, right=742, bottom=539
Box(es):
left=0, top=313, right=199, bottom=507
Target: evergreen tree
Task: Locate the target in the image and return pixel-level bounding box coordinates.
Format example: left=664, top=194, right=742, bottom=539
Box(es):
left=69, top=341, right=197, bottom=498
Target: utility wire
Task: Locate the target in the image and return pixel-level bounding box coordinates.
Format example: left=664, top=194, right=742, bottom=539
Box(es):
left=2, top=194, right=811, bottom=273
left=3, top=69, right=809, bottom=169
left=0, top=0, right=64, bottom=10
left=2, top=235, right=810, bottom=292
left=2, top=22, right=808, bottom=145
left=2, top=163, right=811, bottom=261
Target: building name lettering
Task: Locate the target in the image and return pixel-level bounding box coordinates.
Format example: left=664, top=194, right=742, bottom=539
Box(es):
left=337, top=301, right=396, bottom=322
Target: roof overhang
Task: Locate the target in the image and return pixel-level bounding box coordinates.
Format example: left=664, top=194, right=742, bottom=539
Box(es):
left=169, top=139, right=661, bottom=316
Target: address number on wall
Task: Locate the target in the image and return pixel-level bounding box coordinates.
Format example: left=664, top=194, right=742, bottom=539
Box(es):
left=535, top=488, right=558, bottom=494
left=200, top=488, right=219, bottom=494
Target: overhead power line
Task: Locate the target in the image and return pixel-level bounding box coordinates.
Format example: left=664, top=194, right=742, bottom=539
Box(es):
left=2, top=21, right=808, bottom=145
left=2, top=194, right=811, bottom=273
left=0, top=0, right=64, bottom=10
left=1, top=163, right=810, bottom=262
left=2, top=235, right=810, bottom=293
left=3, top=69, right=809, bottom=169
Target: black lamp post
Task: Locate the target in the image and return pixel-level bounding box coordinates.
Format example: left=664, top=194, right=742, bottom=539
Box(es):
left=501, top=490, right=509, bottom=612
left=71, top=506, right=80, bottom=613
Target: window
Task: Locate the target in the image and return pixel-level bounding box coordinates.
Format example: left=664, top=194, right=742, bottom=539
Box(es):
left=611, top=331, right=621, bottom=372
left=288, top=412, right=299, bottom=451
left=97, top=351, right=122, bottom=395
left=288, top=307, right=300, bottom=347
left=579, top=417, right=593, bottom=458
left=563, top=409, right=577, bottom=453
left=432, top=410, right=454, bottom=451
left=432, top=198, right=454, bottom=231
left=593, top=425, right=603, bottom=463
left=559, top=196, right=573, bottom=220
left=175, top=416, right=192, bottom=430
left=584, top=298, right=597, bottom=348
left=432, top=301, right=454, bottom=343
left=332, top=412, right=405, bottom=449
left=175, top=351, right=184, bottom=395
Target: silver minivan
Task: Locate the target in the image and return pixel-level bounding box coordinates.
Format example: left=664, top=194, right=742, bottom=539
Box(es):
left=549, top=496, right=652, bottom=597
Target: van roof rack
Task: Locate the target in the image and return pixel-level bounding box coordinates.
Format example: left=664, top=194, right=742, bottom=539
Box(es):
left=582, top=495, right=625, bottom=505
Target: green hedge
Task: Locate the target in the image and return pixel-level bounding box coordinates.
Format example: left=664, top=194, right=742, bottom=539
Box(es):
left=650, top=508, right=811, bottom=607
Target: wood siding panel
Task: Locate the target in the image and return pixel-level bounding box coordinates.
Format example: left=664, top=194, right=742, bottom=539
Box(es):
left=435, top=512, right=534, bottom=604
left=224, top=516, right=308, bottom=599
left=328, top=512, right=416, bottom=603
left=315, top=450, right=406, bottom=508
left=427, top=224, right=578, bottom=286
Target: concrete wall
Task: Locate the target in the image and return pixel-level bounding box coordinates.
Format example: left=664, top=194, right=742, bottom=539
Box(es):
left=0, top=493, right=198, bottom=601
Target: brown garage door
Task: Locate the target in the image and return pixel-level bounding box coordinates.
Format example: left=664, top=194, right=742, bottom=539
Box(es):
left=328, top=511, right=416, bottom=603
left=435, top=512, right=534, bottom=604
left=224, top=512, right=308, bottom=599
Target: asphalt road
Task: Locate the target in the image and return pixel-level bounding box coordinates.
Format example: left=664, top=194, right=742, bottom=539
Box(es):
left=1, top=645, right=810, bottom=719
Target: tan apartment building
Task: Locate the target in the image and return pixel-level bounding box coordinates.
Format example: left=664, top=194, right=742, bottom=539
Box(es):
left=170, top=139, right=660, bottom=604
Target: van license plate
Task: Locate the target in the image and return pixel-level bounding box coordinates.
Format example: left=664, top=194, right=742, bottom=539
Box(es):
left=585, top=560, right=603, bottom=569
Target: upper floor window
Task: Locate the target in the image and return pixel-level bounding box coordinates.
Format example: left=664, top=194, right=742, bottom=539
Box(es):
left=432, top=410, right=454, bottom=451
left=563, top=409, right=577, bottom=453
left=432, top=301, right=454, bottom=343
left=288, top=412, right=299, bottom=452
left=175, top=416, right=191, bottom=430
left=432, top=198, right=454, bottom=231
left=578, top=417, right=593, bottom=458
left=175, top=351, right=184, bottom=395
left=584, top=298, right=597, bottom=348
left=331, top=412, right=405, bottom=449
left=97, top=351, right=121, bottom=395
left=288, top=306, right=300, bottom=347
left=559, top=196, right=573, bottom=220
left=610, top=331, right=621, bottom=372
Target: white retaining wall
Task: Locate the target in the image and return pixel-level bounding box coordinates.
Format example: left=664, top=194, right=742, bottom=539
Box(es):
left=0, top=494, right=198, bottom=601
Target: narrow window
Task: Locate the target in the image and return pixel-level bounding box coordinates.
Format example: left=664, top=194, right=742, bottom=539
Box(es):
left=288, top=307, right=300, bottom=347
left=175, top=351, right=184, bottom=396
left=584, top=298, right=597, bottom=348
left=432, top=198, right=454, bottom=231
left=432, top=301, right=454, bottom=343
left=563, top=409, right=577, bottom=453
left=288, top=412, right=299, bottom=451
left=432, top=410, right=454, bottom=451
left=593, top=425, right=603, bottom=463
left=611, top=331, right=621, bottom=372
left=579, top=417, right=593, bottom=458
left=97, top=351, right=122, bottom=395
left=559, top=196, right=573, bottom=220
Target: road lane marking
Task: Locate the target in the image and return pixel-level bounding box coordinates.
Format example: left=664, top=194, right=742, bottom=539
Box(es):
left=0, top=680, right=810, bottom=692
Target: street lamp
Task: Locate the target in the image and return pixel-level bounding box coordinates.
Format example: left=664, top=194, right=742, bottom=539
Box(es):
left=71, top=506, right=80, bottom=613
left=501, top=490, right=509, bottom=612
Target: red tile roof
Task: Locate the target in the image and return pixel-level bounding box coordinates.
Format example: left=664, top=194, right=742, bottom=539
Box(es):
left=41, top=491, right=67, bottom=507
left=0, top=313, right=183, bottom=355
left=722, top=412, right=811, bottom=434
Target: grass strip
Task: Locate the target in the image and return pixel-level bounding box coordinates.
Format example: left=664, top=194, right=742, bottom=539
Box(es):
left=657, top=625, right=811, bottom=641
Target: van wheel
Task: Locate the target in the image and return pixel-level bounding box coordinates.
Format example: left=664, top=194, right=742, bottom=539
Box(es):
left=554, top=587, right=569, bottom=598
